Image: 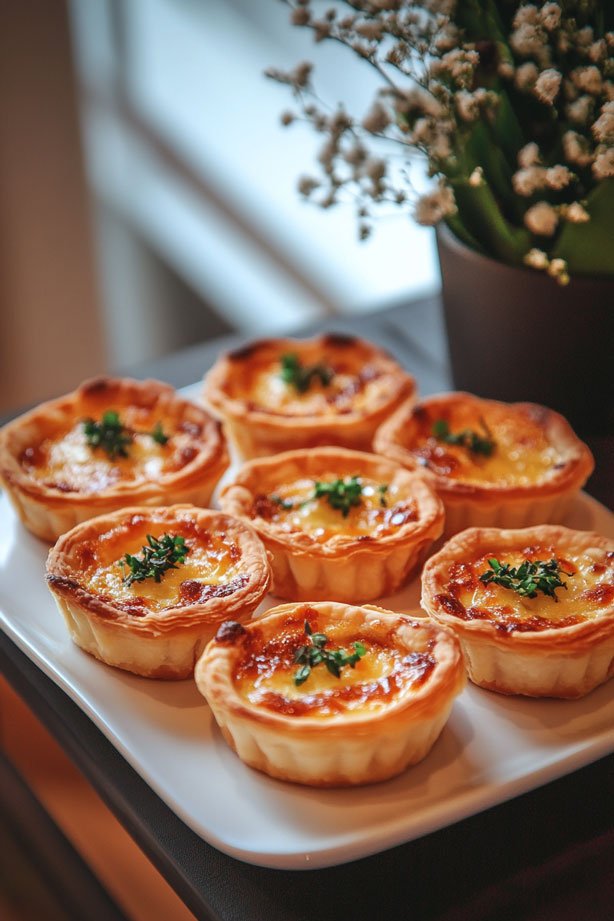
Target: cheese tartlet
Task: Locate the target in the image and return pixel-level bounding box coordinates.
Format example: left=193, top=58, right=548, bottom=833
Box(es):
left=46, top=505, right=271, bottom=679
left=202, top=334, right=416, bottom=458
left=374, top=392, right=593, bottom=535
left=421, top=525, right=614, bottom=698
left=0, top=377, right=229, bottom=542
left=195, top=601, right=465, bottom=786
left=220, top=447, right=444, bottom=603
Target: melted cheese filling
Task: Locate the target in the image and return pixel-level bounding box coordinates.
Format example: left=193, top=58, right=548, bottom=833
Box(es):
left=82, top=524, right=240, bottom=614
left=252, top=476, right=417, bottom=539
left=410, top=408, right=562, bottom=487
left=246, top=361, right=383, bottom=417
left=20, top=409, right=202, bottom=493
left=234, top=618, right=435, bottom=719
left=440, top=546, right=614, bottom=631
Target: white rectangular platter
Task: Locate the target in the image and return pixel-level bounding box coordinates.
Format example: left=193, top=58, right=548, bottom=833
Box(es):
left=1, top=482, right=612, bottom=870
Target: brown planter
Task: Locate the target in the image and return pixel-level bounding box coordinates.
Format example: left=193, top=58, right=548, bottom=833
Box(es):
left=437, top=224, right=614, bottom=437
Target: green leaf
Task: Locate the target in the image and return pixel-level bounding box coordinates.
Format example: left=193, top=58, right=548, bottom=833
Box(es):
left=551, top=180, right=614, bottom=277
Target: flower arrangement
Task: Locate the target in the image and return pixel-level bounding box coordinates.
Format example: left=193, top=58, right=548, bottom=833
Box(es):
left=267, top=1, right=614, bottom=283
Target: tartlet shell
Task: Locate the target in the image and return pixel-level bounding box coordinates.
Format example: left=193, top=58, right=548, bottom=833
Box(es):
left=374, top=393, right=594, bottom=536
left=195, top=601, right=466, bottom=786
left=220, top=447, right=445, bottom=602
left=46, top=504, right=271, bottom=679
left=202, top=334, right=416, bottom=459
left=0, top=377, right=229, bottom=542
left=420, top=525, right=614, bottom=698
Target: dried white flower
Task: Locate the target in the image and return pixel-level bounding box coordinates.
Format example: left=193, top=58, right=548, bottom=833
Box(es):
left=524, top=248, right=549, bottom=269
left=518, top=142, right=540, bottom=168
left=498, top=61, right=515, bottom=80
left=540, top=3, right=561, bottom=31
left=545, top=165, right=573, bottom=189
left=414, top=182, right=456, bottom=225
left=515, top=62, right=539, bottom=90
left=513, top=5, right=540, bottom=28
left=547, top=258, right=569, bottom=284
left=592, top=103, right=614, bottom=143
left=592, top=147, right=614, bottom=180
left=566, top=96, right=593, bottom=126
left=563, top=202, right=590, bottom=223
left=468, top=166, right=484, bottom=187
left=571, top=66, right=603, bottom=96
left=361, top=102, right=390, bottom=134
left=524, top=201, right=559, bottom=236
left=562, top=130, right=593, bottom=167
left=534, top=68, right=562, bottom=104
left=588, top=40, right=607, bottom=63
left=455, top=90, right=480, bottom=121
left=511, top=23, right=545, bottom=58
left=513, top=166, right=547, bottom=196
left=298, top=175, right=320, bottom=197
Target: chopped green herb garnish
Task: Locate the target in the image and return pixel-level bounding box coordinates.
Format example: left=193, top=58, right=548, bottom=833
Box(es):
left=314, top=476, right=364, bottom=517
left=83, top=411, right=170, bottom=458
left=121, top=533, right=189, bottom=586
left=293, top=621, right=367, bottom=686
left=378, top=484, right=389, bottom=507
left=150, top=421, right=169, bottom=445
left=280, top=353, right=333, bottom=393
left=479, top=557, right=572, bottom=601
left=83, top=411, right=132, bottom=459
left=432, top=418, right=495, bottom=456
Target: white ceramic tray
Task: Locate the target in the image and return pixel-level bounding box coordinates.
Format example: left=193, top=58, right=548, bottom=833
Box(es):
left=1, top=482, right=613, bottom=870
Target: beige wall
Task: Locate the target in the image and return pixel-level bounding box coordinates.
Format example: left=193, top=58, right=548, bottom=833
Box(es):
left=0, top=0, right=105, bottom=415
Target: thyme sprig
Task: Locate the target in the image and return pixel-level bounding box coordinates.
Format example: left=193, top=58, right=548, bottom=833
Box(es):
left=432, top=418, right=495, bottom=457
left=293, top=621, right=366, bottom=687
left=280, top=353, right=333, bottom=393
left=83, top=411, right=170, bottom=459
left=270, top=478, right=389, bottom=517
left=314, top=476, right=363, bottom=517
left=121, top=534, right=190, bottom=586
left=83, top=411, right=131, bottom=460
left=479, top=557, right=573, bottom=602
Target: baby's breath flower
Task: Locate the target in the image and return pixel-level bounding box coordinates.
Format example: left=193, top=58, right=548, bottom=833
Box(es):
left=562, top=202, right=590, bottom=223
left=571, top=66, right=603, bottom=96
left=547, top=258, right=569, bottom=284
left=455, top=90, right=480, bottom=121
left=545, top=165, right=573, bottom=189
left=518, top=142, right=540, bottom=168
left=298, top=175, right=320, bottom=197
left=468, top=166, right=484, bottom=187
left=592, top=147, right=614, bottom=180
left=588, top=40, right=607, bottom=63
left=592, top=103, right=614, bottom=143
left=361, top=102, right=390, bottom=134
left=513, top=166, right=547, bottom=196
left=414, top=181, right=456, bottom=225
left=566, top=95, right=594, bottom=126
left=524, top=201, right=559, bottom=236
left=539, top=3, right=561, bottom=32
left=562, top=131, right=594, bottom=168
left=524, top=248, right=549, bottom=270
left=534, top=68, right=561, bottom=104
left=515, top=61, right=539, bottom=90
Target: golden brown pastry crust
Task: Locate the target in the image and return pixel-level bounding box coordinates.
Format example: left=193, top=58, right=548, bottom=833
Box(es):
left=202, top=334, right=416, bottom=458
left=0, top=377, right=229, bottom=541
left=46, top=504, right=271, bottom=679
left=195, top=601, right=466, bottom=786
left=220, top=447, right=444, bottom=602
left=374, top=393, right=594, bottom=534
left=421, top=525, right=614, bottom=698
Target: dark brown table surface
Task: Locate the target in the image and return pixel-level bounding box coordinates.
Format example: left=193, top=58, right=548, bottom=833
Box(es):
left=1, top=295, right=612, bottom=921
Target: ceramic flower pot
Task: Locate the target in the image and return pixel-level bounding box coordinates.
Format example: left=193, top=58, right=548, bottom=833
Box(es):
left=437, top=224, right=614, bottom=437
